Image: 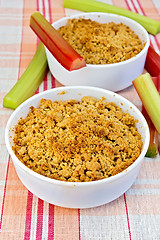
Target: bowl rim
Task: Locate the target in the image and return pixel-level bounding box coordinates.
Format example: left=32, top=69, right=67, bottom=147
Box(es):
left=49, top=12, right=150, bottom=69
left=5, top=86, right=150, bottom=187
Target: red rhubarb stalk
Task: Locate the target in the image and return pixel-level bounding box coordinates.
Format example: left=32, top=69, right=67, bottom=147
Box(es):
left=145, top=46, right=160, bottom=77
left=30, top=12, right=86, bottom=71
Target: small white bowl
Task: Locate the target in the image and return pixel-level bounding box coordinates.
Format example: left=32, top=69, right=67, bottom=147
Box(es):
left=45, top=12, right=150, bottom=92
left=5, top=86, right=149, bottom=208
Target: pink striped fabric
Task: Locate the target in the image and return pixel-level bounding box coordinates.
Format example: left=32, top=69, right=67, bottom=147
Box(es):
left=0, top=0, right=160, bottom=239
left=24, top=191, right=33, bottom=240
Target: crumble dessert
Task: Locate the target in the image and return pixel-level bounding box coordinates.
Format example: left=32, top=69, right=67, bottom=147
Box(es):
left=58, top=18, right=144, bottom=64
left=12, top=97, right=143, bottom=182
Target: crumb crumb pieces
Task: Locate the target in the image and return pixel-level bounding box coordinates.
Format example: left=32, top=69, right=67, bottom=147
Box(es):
left=12, top=96, right=143, bottom=182
left=57, top=90, right=66, bottom=95
left=58, top=18, right=144, bottom=65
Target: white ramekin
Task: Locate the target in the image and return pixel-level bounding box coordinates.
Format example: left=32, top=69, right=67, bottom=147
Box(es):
left=5, top=86, right=149, bottom=208
left=45, top=12, right=150, bottom=92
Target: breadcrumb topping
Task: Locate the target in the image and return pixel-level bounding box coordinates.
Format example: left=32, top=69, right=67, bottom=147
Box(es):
left=58, top=18, right=144, bottom=64
left=12, top=97, right=143, bottom=182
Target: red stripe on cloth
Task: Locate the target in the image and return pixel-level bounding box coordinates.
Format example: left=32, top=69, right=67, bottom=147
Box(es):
left=48, top=0, right=52, bottom=23
left=48, top=0, right=55, bottom=89
left=130, top=0, right=140, bottom=13
left=134, top=0, right=145, bottom=15
left=0, top=156, right=11, bottom=231
left=124, top=0, right=136, bottom=12
left=42, top=0, right=46, bottom=17
left=35, top=87, right=40, bottom=94
left=37, top=0, right=39, bottom=12
left=17, top=0, right=25, bottom=80
left=150, top=37, right=154, bottom=48
left=35, top=0, right=40, bottom=94
left=124, top=193, right=132, bottom=240
left=121, top=2, right=134, bottom=239
left=124, top=0, right=132, bottom=11
left=154, top=37, right=160, bottom=51
left=42, top=0, right=49, bottom=92
left=48, top=204, right=54, bottom=240
left=78, top=209, right=81, bottom=240
left=24, top=0, right=39, bottom=238
left=36, top=198, right=44, bottom=240
left=43, top=74, right=48, bottom=91
left=51, top=75, right=55, bottom=89
left=24, top=191, right=33, bottom=240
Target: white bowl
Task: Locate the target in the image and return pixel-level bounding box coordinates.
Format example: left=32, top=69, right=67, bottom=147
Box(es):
left=5, top=86, right=149, bottom=208
left=45, top=12, right=150, bottom=92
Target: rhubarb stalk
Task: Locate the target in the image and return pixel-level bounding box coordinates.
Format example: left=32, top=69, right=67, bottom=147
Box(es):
left=133, top=73, right=160, bottom=137
left=142, top=105, right=158, bottom=158
left=141, top=77, right=159, bottom=157
left=30, top=12, right=86, bottom=71
left=3, top=42, right=48, bottom=110
left=63, top=0, right=160, bottom=35
left=156, top=76, right=160, bottom=155
left=145, top=46, right=160, bottom=77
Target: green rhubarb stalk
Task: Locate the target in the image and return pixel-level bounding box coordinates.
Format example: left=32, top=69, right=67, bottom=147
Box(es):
left=133, top=73, right=160, bottom=136
left=142, top=76, right=159, bottom=158
left=63, top=0, right=160, bottom=35
left=3, top=42, right=48, bottom=110
left=158, top=135, right=160, bottom=156
left=156, top=75, right=160, bottom=156
left=142, top=105, right=158, bottom=158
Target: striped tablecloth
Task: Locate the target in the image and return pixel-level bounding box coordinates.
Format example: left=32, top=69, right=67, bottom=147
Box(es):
left=0, top=0, right=160, bottom=239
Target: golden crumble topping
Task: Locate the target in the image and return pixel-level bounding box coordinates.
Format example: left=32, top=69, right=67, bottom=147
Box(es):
left=58, top=18, right=144, bottom=64
left=12, top=97, right=143, bottom=182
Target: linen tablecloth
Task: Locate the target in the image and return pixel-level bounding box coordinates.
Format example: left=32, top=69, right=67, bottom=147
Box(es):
left=0, top=0, right=160, bottom=239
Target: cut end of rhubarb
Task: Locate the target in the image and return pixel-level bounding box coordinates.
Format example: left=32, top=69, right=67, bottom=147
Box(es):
left=70, top=58, right=86, bottom=71
left=145, top=144, right=157, bottom=158
left=3, top=96, right=17, bottom=110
